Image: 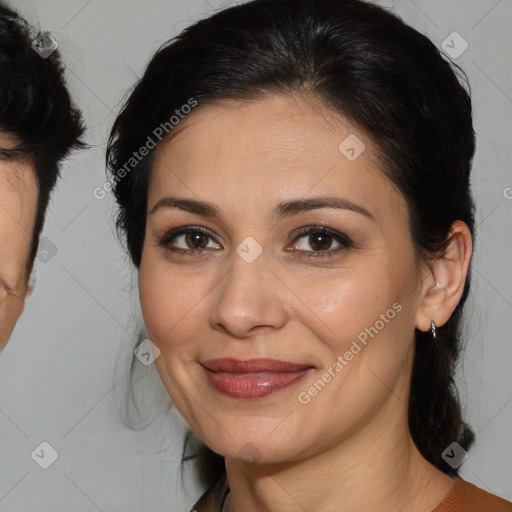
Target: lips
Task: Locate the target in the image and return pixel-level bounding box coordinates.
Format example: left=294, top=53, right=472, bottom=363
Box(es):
left=201, top=358, right=314, bottom=399
left=202, top=358, right=312, bottom=373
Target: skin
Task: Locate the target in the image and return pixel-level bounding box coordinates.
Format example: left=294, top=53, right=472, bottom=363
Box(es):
left=139, top=94, right=472, bottom=512
left=0, top=132, right=37, bottom=349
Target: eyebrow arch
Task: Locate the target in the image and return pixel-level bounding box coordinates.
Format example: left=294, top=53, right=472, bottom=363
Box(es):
left=149, top=195, right=374, bottom=222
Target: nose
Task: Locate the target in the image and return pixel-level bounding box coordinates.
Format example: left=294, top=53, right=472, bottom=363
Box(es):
left=209, top=248, right=289, bottom=339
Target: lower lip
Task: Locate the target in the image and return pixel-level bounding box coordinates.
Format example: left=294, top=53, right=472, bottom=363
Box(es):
left=202, top=367, right=313, bottom=399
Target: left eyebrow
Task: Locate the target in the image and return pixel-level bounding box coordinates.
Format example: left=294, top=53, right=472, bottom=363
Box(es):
left=271, top=196, right=375, bottom=222
left=149, top=195, right=375, bottom=222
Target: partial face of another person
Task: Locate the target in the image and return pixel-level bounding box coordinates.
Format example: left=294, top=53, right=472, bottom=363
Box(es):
left=138, top=94, right=435, bottom=463
left=0, top=133, right=38, bottom=348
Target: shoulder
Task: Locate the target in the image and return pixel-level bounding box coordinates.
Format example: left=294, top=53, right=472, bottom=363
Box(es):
left=435, top=477, right=512, bottom=512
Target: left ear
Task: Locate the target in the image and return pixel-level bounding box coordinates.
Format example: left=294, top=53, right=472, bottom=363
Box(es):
left=415, top=220, right=473, bottom=333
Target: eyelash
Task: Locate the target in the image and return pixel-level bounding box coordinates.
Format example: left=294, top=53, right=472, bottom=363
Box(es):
left=158, top=225, right=353, bottom=259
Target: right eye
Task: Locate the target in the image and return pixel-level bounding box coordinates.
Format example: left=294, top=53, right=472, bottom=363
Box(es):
left=159, top=226, right=221, bottom=255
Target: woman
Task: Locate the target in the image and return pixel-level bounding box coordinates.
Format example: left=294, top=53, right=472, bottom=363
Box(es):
left=107, top=0, right=511, bottom=510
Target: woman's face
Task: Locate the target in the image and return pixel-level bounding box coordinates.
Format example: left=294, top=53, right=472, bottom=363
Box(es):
left=139, top=94, right=429, bottom=463
left=0, top=132, right=37, bottom=348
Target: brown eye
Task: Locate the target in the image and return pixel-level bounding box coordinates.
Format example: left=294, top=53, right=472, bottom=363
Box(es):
left=290, top=226, right=353, bottom=258
left=159, top=226, right=221, bottom=254
left=307, top=232, right=334, bottom=251
left=184, top=232, right=209, bottom=249
left=294, top=232, right=340, bottom=252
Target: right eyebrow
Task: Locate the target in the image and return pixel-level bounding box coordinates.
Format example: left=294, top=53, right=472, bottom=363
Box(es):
left=149, top=197, right=221, bottom=217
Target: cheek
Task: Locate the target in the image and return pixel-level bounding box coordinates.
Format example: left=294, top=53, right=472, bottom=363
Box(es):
left=138, top=257, right=210, bottom=352
left=0, top=298, right=25, bottom=347
left=0, top=219, right=31, bottom=268
left=294, top=262, right=404, bottom=351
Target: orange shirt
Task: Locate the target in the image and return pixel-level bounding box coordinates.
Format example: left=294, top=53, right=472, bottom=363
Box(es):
left=192, top=476, right=512, bottom=511
left=434, top=478, right=512, bottom=511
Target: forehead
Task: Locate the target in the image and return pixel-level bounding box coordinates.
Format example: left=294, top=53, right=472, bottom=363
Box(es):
left=156, top=94, right=363, bottom=170
left=149, top=94, right=406, bottom=222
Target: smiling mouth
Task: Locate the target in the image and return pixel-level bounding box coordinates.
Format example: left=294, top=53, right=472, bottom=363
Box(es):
left=200, top=358, right=315, bottom=399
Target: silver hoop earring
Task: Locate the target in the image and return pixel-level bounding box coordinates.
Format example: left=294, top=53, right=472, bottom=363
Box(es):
left=430, top=321, right=437, bottom=339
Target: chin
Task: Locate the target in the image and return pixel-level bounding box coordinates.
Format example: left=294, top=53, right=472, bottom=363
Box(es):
left=197, top=419, right=308, bottom=465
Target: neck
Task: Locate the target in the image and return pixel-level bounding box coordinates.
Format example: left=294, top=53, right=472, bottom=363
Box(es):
left=223, top=387, right=454, bottom=512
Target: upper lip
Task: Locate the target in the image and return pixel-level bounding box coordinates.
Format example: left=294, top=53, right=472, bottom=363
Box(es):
left=201, top=358, right=313, bottom=373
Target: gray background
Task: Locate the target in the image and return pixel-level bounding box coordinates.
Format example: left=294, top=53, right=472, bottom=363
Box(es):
left=0, top=0, right=511, bottom=510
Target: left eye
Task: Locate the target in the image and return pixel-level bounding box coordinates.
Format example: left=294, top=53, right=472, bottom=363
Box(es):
left=290, top=227, right=351, bottom=255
